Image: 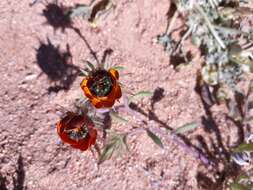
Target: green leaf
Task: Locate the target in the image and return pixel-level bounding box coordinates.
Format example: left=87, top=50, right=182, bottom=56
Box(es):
left=216, top=87, right=228, bottom=103
left=110, top=111, right=128, bottom=123
left=201, top=64, right=218, bottom=86
left=233, top=143, right=253, bottom=153
left=79, top=69, right=89, bottom=76
left=230, top=183, right=249, bottom=190
left=85, top=60, right=96, bottom=71
left=122, top=134, right=129, bottom=151
left=89, top=0, right=112, bottom=22
left=157, top=34, right=171, bottom=45
left=129, top=91, right=153, bottom=104
left=229, top=50, right=253, bottom=73
left=98, top=133, right=128, bottom=164
left=111, top=66, right=124, bottom=71
left=70, top=5, right=91, bottom=19
left=191, top=36, right=201, bottom=47
left=91, top=117, right=104, bottom=128
left=174, top=122, right=198, bottom=134
left=98, top=142, right=115, bottom=164
left=237, top=174, right=250, bottom=182
left=146, top=129, right=164, bottom=149
left=246, top=184, right=253, bottom=189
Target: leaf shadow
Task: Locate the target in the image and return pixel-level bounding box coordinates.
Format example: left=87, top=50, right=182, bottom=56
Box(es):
left=194, top=77, right=245, bottom=189
left=196, top=172, right=216, bottom=190
left=170, top=51, right=192, bottom=69
left=151, top=87, right=165, bottom=109
left=195, top=75, right=230, bottom=160
left=196, top=163, right=241, bottom=190
left=0, top=173, right=8, bottom=190
left=42, top=0, right=73, bottom=32
left=40, top=1, right=101, bottom=64
left=128, top=102, right=209, bottom=162
left=13, top=154, right=25, bottom=190
left=35, top=38, right=79, bottom=93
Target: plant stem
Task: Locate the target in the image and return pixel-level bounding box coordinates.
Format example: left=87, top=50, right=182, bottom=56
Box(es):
left=166, top=10, right=179, bottom=35
left=195, top=5, right=226, bottom=49
left=208, top=0, right=216, bottom=9
left=119, top=95, right=214, bottom=166
left=173, top=26, right=193, bottom=53
left=214, top=25, right=249, bottom=37
left=151, top=127, right=214, bottom=166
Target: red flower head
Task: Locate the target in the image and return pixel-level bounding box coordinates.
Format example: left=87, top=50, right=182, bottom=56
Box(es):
left=80, top=68, right=122, bottom=109
left=56, top=112, right=97, bottom=151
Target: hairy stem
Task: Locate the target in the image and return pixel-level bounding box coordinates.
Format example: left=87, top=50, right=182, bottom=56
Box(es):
left=119, top=95, right=214, bottom=167
left=166, top=10, right=179, bottom=35
left=195, top=5, right=226, bottom=49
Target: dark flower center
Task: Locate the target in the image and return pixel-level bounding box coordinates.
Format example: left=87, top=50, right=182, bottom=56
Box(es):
left=88, top=70, right=113, bottom=97
left=66, top=124, right=89, bottom=141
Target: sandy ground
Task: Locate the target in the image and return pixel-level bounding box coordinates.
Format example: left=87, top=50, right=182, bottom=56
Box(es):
left=0, top=0, right=244, bottom=190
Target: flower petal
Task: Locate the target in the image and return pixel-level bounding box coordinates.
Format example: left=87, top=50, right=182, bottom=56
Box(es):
left=100, top=99, right=115, bottom=108
left=108, top=69, right=119, bottom=80
left=71, top=140, right=89, bottom=151
left=89, top=128, right=97, bottom=146
left=81, top=69, right=122, bottom=108
left=91, top=97, right=103, bottom=108
left=114, top=83, right=122, bottom=99
left=56, top=112, right=97, bottom=151
left=80, top=78, right=93, bottom=98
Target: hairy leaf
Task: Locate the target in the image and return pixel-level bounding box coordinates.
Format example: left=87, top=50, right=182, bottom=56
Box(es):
left=79, top=69, right=88, bottom=76
left=237, top=174, right=250, bottom=182
left=86, top=60, right=96, bottom=71
left=89, top=0, right=112, bottom=22
left=230, top=183, right=250, bottom=190
left=99, top=133, right=128, bottom=164
left=146, top=129, right=164, bottom=148
left=232, top=152, right=251, bottom=166
left=230, top=51, right=253, bottom=73
left=110, top=111, right=128, bottom=123
left=233, top=143, right=253, bottom=153
left=111, top=66, right=124, bottom=71
left=98, top=142, right=115, bottom=164
left=70, top=5, right=91, bottom=19
left=201, top=64, right=218, bottom=86
left=129, top=91, right=153, bottom=104
left=216, top=87, right=228, bottom=102
left=174, top=122, right=198, bottom=134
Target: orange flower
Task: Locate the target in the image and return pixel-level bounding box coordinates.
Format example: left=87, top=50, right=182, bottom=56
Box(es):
left=56, top=112, right=97, bottom=151
left=80, top=69, right=122, bottom=109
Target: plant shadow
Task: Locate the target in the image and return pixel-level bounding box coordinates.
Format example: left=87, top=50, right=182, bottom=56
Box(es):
left=194, top=76, right=245, bottom=189
left=0, top=154, right=27, bottom=190
left=170, top=51, right=192, bottom=69
left=0, top=173, right=8, bottom=190
left=128, top=87, right=210, bottom=164
left=40, top=1, right=100, bottom=64
left=151, top=87, right=165, bottom=109
left=130, top=81, right=244, bottom=189
left=13, top=154, right=25, bottom=190
left=35, top=38, right=79, bottom=93
left=42, top=0, right=73, bottom=32
left=196, top=163, right=241, bottom=190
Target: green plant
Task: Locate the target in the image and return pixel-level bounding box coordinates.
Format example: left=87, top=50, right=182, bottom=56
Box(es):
left=157, top=0, right=253, bottom=188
